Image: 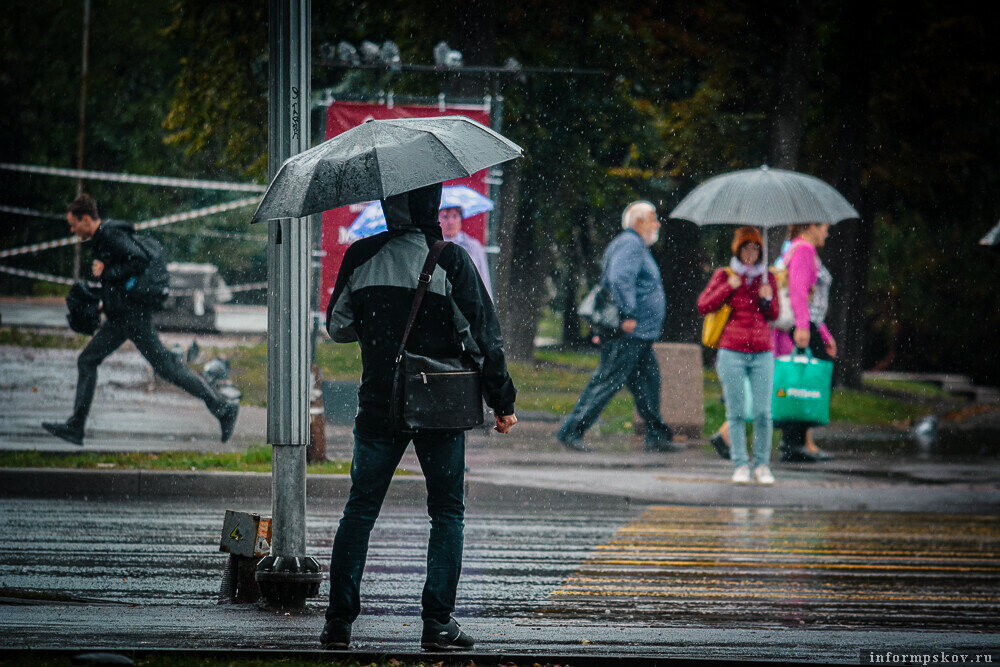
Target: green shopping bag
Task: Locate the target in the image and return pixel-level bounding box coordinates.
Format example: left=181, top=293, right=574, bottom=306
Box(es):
left=771, top=349, right=833, bottom=425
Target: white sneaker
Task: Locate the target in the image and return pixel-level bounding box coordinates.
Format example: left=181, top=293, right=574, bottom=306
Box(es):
left=754, top=465, right=775, bottom=485
left=731, top=465, right=751, bottom=484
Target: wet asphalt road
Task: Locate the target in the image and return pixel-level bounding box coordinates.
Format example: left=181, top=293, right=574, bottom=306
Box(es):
left=1, top=497, right=997, bottom=661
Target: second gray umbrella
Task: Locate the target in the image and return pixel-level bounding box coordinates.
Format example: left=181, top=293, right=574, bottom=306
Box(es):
left=669, top=165, right=859, bottom=228
left=669, top=165, right=859, bottom=266
left=251, top=115, right=522, bottom=222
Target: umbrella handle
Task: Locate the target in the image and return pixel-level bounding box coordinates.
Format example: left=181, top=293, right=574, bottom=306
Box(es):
left=763, top=227, right=768, bottom=269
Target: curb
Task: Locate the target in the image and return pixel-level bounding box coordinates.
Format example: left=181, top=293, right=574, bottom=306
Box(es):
left=0, top=467, right=633, bottom=510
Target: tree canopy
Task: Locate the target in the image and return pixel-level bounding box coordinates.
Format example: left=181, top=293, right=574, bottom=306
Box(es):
left=2, top=0, right=998, bottom=383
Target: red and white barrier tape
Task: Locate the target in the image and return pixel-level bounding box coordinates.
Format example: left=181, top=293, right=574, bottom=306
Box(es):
left=0, top=205, right=65, bottom=221
left=0, top=264, right=267, bottom=296
left=0, top=163, right=267, bottom=193
left=0, top=198, right=259, bottom=259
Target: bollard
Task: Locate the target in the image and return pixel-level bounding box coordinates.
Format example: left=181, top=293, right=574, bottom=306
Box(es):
left=218, top=510, right=272, bottom=604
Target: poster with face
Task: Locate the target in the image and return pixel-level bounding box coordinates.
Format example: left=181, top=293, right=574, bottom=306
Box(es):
left=318, top=101, right=491, bottom=314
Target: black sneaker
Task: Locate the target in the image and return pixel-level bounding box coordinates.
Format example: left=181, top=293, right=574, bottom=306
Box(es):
left=319, top=619, right=351, bottom=649
left=421, top=617, right=474, bottom=650
left=780, top=446, right=833, bottom=463
left=644, top=440, right=683, bottom=453
left=216, top=401, right=239, bottom=443
left=556, top=431, right=592, bottom=453
left=710, top=432, right=731, bottom=460
left=42, top=421, right=84, bottom=446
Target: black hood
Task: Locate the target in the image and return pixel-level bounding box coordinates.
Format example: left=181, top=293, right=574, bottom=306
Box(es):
left=381, top=182, right=443, bottom=239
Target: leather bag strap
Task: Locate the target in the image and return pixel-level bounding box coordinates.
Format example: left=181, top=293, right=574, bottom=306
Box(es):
left=396, top=240, right=449, bottom=361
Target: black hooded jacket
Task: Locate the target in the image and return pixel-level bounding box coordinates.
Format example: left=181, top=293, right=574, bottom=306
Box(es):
left=90, top=219, right=150, bottom=317
left=325, top=183, right=516, bottom=437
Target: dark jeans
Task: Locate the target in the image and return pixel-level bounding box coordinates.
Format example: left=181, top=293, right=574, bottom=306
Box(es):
left=557, top=336, right=673, bottom=444
left=777, top=322, right=834, bottom=449
left=326, top=428, right=466, bottom=625
left=68, top=312, right=223, bottom=429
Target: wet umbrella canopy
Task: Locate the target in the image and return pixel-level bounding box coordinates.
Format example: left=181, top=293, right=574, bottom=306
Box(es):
left=251, top=116, right=522, bottom=222
left=669, top=165, right=859, bottom=227
left=669, top=165, right=859, bottom=265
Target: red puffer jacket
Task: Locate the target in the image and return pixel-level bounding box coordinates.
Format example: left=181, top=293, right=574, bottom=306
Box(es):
left=697, top=268, right=780, bottom=353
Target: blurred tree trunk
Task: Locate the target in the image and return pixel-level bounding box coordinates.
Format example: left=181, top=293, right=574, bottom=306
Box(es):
left=448, top=0, right=495, bottom=98
left=658, top=218, right=702, bottom=343
left=560, top=252, right=583, bottom=347
left=769, top=0, right=814, bottom=171
left=766, top=0, right=815, bottom=261
left=823, top=0, right=874, bottom=389
left=494, top=160, right=550, bottom=361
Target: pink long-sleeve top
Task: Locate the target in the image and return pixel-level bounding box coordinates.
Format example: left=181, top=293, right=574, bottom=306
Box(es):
left=773, top=239, right=833, bottom=356
left=698, top=268, right=780, bottom=353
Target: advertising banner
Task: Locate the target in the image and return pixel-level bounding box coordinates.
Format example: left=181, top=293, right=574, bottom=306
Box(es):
left=319, top=101, right=491, bottom=314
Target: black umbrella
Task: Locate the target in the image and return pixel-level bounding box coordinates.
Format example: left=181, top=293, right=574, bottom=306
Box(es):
left=251, top=116, right=522, bottom=222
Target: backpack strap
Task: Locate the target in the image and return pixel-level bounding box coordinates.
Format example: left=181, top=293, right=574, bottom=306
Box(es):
left=396, top=240, right=450, bottom=362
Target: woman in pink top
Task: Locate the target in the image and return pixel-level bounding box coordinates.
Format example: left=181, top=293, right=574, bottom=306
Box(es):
left=774, top=223, right=837, bottom=463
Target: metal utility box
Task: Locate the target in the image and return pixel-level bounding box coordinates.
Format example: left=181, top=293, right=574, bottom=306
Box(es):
left=154, top=262, right=233, bottom=333
left=219, top=510, right=271, bottom=558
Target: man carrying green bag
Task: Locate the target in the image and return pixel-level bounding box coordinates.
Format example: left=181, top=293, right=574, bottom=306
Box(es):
left=772, top=348, right=834, bottom=426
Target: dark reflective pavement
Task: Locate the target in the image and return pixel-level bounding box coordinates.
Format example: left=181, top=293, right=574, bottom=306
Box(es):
left=1, top=497, right=997, bottom=659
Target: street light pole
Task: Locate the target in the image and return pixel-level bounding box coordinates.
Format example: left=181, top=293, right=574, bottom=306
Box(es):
left=73, top=0, right=91, bottom=280
left=255, top=0, right=322, bottom=609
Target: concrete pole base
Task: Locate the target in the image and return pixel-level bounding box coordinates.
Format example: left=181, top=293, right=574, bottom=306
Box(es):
left=254, top=555, right=322, bottom=609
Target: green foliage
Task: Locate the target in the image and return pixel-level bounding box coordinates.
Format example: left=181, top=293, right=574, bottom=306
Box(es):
left=4, top=1, right=999, bottom=382
left=0, top=327, right=88, bottom=349
left=0, top=445, right=355, bottom=475
left=162, top=0, right=269, bottom=180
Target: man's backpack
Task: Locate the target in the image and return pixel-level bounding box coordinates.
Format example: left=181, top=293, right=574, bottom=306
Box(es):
left=127, top=234, right=170, bottom=311
left=66, top=281, right=101, bottom=335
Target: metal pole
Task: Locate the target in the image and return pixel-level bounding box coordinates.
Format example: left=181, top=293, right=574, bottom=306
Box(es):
left=485, top=76, right=504, bottom=288
left=73, top=0, right=90, bottom=280
left=255, top=0, right=321, bottom=609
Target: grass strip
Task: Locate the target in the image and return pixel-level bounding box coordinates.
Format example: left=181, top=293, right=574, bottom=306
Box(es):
left=3, top=329, right=947, bottom=435
left=0, top=445, right=376, bottom=475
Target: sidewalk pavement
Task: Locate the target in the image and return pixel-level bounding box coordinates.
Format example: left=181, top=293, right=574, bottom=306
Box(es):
left=4, top=345, right=1000, bottom=662
left=3, top=341, right=999, bottom=512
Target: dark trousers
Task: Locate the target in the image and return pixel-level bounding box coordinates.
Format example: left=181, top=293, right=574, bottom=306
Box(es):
left=326, top=428, right=466, bottom=625
left=557, top=336, right=673, bottom=444
left=777, top=322, right=834, bottom=449
left=68, top=312, right=222, bottom=429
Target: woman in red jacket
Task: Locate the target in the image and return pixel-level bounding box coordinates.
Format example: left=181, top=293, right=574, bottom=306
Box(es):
left=697, top=227, right=780, bottom=484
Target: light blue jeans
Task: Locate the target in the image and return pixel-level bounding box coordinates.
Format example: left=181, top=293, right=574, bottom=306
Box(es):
left=716, top=349, right=774, bottom=469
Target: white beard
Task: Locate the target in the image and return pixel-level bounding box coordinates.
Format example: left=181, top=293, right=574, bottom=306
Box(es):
left=644, top=229, right=659, bottom=246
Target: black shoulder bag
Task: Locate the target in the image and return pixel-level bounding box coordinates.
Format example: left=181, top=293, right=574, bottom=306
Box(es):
left=389, top=240, right=484, bottom=433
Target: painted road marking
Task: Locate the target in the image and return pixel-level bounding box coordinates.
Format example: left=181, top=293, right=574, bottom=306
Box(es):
left=544, top=505, right=1000, bottom=629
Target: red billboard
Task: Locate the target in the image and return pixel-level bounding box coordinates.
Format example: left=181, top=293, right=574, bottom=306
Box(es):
left=319, top=101, right=491, bottom=314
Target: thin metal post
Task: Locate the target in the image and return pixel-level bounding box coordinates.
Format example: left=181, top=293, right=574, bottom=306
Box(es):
left=73, top=0, right=90, bottom=280
left=255, top=0, right=321, bottom=609
left=485, top=80, right=504, bottom=285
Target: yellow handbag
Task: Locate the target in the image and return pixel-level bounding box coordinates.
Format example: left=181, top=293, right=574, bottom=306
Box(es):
left=701, top=269, right=734, bottom=349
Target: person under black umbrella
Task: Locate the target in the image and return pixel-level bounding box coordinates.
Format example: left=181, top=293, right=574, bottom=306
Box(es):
left=320, top=182, right=517, bottom=651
